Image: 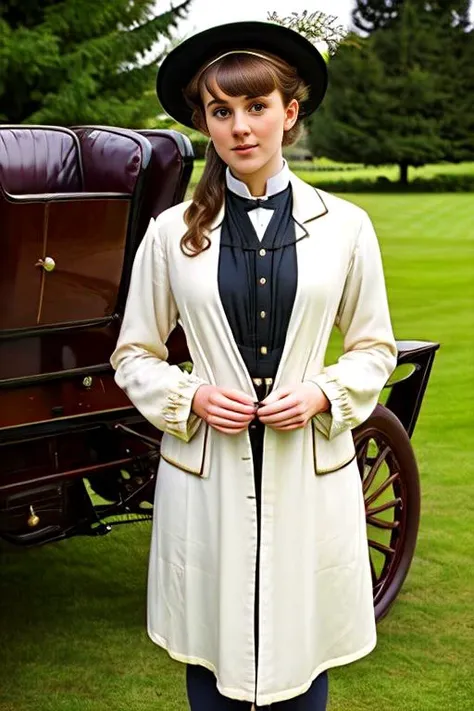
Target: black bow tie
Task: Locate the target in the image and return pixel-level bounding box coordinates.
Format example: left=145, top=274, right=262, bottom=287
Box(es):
left=233, top=189, right=289, bottom=213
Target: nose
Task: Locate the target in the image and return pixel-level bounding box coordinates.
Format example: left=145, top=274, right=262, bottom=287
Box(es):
left=231, top=110, right=251, bottom=137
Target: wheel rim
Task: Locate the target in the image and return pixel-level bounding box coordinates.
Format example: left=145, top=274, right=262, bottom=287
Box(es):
left=354, top=429, right=408, bottom=610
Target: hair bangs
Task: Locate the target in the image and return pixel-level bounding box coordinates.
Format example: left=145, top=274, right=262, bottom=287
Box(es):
left=202, top=54, right=277, bottom=101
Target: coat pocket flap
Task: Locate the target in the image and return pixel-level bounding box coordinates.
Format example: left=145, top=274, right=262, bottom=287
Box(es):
left=311, top=421, right=357, bottom=474
left=159, top=421, right=210, bottom=478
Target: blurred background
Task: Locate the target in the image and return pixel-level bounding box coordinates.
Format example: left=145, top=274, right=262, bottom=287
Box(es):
left=1, top=2, right=473, bottom=710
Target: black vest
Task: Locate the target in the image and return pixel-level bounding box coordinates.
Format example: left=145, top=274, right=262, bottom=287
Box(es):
left=218, top=185, right=298, bottom=379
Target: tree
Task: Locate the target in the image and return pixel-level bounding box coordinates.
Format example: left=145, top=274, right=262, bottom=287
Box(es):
left=0, top=0, right=191, bottom=126
left=309, top=0, right=474, bottom=183
left=353, top=0, right=471, bottom=32
left=353, top=0, right=404, bottom=32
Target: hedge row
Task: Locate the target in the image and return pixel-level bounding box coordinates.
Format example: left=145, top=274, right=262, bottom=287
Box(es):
left=291, top=164, right=361, bottom=173
left=304, top=174, right=474, bottom=193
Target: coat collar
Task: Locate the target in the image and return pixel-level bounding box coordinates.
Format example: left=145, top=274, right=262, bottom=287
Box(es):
left=209, top=170, right=328, bottom=235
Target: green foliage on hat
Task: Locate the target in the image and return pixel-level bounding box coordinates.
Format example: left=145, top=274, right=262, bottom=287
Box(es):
left=267, top=10, right=348, bottom=61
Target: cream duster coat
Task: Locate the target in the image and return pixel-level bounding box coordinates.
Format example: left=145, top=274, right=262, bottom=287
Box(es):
left=110, top=172, right=397, bottom=706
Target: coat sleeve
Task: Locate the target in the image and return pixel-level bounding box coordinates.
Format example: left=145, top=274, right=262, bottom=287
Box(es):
left=306, top=211, right=398, bottom=440
left=110, top=217, right=208, bottom=443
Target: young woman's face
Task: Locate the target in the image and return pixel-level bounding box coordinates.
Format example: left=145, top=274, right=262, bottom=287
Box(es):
left=201, top=85, right=298, bottom=194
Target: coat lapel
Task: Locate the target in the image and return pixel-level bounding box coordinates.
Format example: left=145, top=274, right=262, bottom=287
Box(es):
left=273, top=175, right=330, bottom=388
left=289, top=173, right=329, bottom=238
left=209, top=171, right=328, bottom=235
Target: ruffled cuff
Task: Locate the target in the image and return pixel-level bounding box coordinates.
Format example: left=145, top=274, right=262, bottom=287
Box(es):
left=162, top=373, right=207, bottom=442
left=307, top=371, right=357, bottom=441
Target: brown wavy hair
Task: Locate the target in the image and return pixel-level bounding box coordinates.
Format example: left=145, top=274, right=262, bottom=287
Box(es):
left=181, top=51, right=309, bottom=256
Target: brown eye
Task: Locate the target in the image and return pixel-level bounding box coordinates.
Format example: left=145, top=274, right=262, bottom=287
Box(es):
left=213, top=108, right=229, bottom=118
left=251, top=103, right=265, bottom=113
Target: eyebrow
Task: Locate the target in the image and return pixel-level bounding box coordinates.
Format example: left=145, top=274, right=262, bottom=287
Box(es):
left=206, top=97, right=229, bottom=108
left=206, top=95, right=267, bottom=109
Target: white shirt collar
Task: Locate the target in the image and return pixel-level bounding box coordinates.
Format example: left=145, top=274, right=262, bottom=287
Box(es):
left=225, top=159, right=290, bottom=200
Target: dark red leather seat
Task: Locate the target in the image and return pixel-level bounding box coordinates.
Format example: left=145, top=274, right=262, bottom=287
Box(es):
left=0, top=124, right=194, bottom=431
left=0, top=124, right=151, bottom=331
left=0, top=124, right=151, bottom=433
left=135, top=129, right=194, bottom=222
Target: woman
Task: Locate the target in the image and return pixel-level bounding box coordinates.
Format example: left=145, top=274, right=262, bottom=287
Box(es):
left=111, top=20, right=397, bottom=711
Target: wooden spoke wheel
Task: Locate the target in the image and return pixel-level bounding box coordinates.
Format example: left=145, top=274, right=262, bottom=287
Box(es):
left=87, top=465, right=156, bottom=512
left=352, top=404, right=421, bottom=621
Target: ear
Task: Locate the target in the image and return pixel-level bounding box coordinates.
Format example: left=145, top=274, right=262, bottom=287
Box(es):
left=283, top=99, right=299, bottom=131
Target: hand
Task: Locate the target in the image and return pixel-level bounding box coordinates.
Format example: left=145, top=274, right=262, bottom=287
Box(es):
left=192, top=385, right=257, bottom=435
left=256, top=382, right=330, bottom=431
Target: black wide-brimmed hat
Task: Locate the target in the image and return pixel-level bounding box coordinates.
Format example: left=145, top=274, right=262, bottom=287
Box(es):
left=156, top=21, right=329, bottom=128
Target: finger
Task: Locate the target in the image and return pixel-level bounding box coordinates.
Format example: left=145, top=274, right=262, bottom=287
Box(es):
left=257, top=395, right=298, bottom=417
left=215, top=392, right=256, bottom=413
left=216, top=401, right=257, bottom=418
left=220, top=388, right=256, bottom=406
left=263, top=411, right=308, bottom=427
left=258, top=387, right=292, bottom=407
left=260, top=416, right=307, bottom=428
left=257, top=404, right=304, bottom=424
left=207, top=415, right=253, bottom=429
left=208, top=406, right=255, bottom=423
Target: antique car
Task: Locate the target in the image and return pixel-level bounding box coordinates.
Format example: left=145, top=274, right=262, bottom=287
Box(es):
left=0, top=124, right=439, bottom=621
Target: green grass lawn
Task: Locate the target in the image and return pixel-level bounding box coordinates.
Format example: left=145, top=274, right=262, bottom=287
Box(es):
left=1, top=189, right=473, bottom=711
left=187, top=159, right=474, bottom=195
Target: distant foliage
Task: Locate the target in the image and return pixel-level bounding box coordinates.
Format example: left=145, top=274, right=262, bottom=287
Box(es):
left=309, top=0, right=474, bottom=183
left=0, top=0, right=191, bottom=126
left=352, top=0, right=404, bottom=32
left=304, top=174, right=474, bottom=193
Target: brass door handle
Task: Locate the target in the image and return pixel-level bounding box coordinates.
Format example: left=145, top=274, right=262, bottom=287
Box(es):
left=35, top=256, right=56, bottom=272
left=27, top=505, right=40, bottom=528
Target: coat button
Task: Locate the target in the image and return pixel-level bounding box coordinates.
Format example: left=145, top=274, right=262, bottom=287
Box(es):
left=259, top=248, right=266, bottom=257
left=260, top=310, right=266, bottom=319
left=259, top=277, right=266, bottom=285
left=260, top=346, right=268, bottom=355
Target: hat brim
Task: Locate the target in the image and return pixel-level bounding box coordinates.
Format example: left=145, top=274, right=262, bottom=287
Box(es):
left=156, top=21, right=328, bottom=128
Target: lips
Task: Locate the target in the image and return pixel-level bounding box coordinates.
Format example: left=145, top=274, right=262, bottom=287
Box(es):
left=232, top=144, right=258, bottom=152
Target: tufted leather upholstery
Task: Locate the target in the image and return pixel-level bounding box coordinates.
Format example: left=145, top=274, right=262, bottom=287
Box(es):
left=0, top=126, right=82, bottom=195
left=73, top=126, right=151, bottom=194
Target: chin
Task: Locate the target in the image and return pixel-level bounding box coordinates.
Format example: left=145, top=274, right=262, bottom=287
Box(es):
left=228, top=158, right=266, bottom=174
left=231, top=164, right=263, bottom=176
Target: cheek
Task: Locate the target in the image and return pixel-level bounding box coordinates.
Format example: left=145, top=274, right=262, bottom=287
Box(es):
left=259, top=115, right=284, bottom=141
left=207, top=121, right=228, bottom=148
